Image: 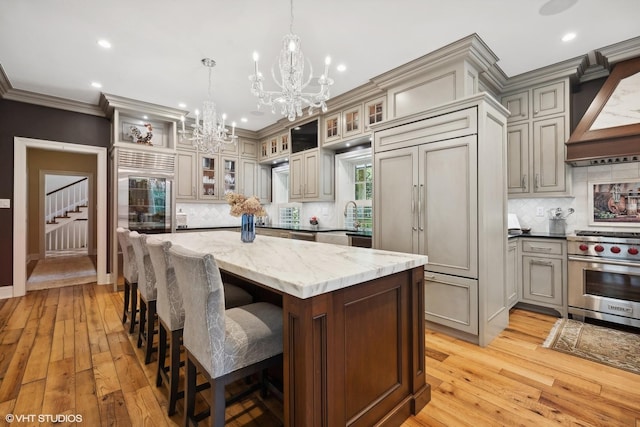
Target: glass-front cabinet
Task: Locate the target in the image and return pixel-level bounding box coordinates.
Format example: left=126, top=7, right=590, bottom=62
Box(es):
left=200, top=155, right=218, bottom=199
left=364, top=97, right=386, bottom=131
left=222, top=157, right=237, bottom=196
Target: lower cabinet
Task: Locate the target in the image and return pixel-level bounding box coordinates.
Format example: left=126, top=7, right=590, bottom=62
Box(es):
left=507, top=239, right=519, bottom=308
left=519, top=237, right=566, bottom=316
left=424, top=272, right=478, bottom=335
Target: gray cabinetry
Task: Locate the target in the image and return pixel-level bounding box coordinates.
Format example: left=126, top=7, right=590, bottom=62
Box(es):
left=289, top=148, right=334, bottom=202
left=373, top=94, right=508, bottom=347
left=502, top=79, right=571, bottom=197
left=519, top=237, right=567, bottom=316
left=507, top=239, right=519, bottom=308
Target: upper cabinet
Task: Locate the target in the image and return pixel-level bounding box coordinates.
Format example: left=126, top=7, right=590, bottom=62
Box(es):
left=322, top=96, right=386, bottom=149
left=502, top=78, right=571, bottom=198
left=259, top=131, right=290, bottom=163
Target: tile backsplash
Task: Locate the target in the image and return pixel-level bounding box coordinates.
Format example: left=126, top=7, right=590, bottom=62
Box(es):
left=508, top=162, right=640, bottom=234
left=179, top=162, right=640, bottom=233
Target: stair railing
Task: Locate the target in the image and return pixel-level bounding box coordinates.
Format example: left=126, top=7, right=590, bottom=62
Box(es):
left=45, top=177, right=88, bottom=223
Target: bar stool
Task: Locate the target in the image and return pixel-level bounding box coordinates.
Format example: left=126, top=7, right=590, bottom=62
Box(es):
left=129, top=231, right=158, bottom=365
left=116, top=227, right=138, bottom=334
left=147, top=237, right=255, bottom=416
left=169, top=244, right=283, bottom=427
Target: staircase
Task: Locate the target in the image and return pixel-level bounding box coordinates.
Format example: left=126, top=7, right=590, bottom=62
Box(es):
left=45, top=178, right=89, bottom=252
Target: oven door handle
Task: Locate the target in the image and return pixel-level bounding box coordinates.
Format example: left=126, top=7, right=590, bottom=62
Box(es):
left=568, top=255, right=640, bottom=269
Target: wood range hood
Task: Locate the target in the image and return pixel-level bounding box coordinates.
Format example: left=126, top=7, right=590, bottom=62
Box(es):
left=566, top=56, right=640, bottom=166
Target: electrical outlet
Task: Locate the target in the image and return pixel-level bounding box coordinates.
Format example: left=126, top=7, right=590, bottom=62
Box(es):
left=536, top=207, right=545, bottom=217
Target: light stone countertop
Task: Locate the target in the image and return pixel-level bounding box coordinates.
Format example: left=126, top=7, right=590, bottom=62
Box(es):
left=152, top=230, right=428, bottom=299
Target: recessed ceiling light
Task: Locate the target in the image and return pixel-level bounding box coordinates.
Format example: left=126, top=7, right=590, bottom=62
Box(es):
left=97, top=39, right=111, bottom=49
left=241, top=117, right=248, bottom=123
left=178, top=102, right=187, bottom=108
left=336, top=64, right=347, bottom=72
left=562, top=32, right=576, bottom=42
left=346, top=143, right=351, bottom=147
left=143, top=115, right=148, bottom=120
left=91, top=81, right=102, bottom=88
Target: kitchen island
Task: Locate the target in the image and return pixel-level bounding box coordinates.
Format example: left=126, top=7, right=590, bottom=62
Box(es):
left=154, top=230, right=429, bottom=426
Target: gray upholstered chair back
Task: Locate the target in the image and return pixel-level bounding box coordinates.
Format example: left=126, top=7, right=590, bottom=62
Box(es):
left=147, top=237, right=184, bottom=331
left=129, top=231, right=157, bottom=301
left=116, top=227, right=138, bottom=283
left=169, top=244, right=225, bottom=378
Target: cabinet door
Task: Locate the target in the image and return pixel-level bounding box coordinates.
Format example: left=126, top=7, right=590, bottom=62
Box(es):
left=364, top=97, right=386, bottom=131
left=323, top=113, right=341, bottom=145
left=289, top=154, right=304, bottom=200
left=269, top=136, right=279, bottom=158
left=239, top=159, right=256, bottom=197
left=501, top=90, right=529, bottom=122
left=532, top=116, right=565, bottom=194
left=258, top=165, right=272, bottom=202
left=373, top=146, right=419, bottom=254
left=303, top=150, right=319, bottom=199
left=260, top=140, right=269, bottom=161
left=279, top=133, right=290, bottom=156
left=221, top=157, right=237, bottom=197
left=506, top=123, right=530, bottom=194
left=240, top=139, right=258, bottom=159
left=420, top=135, right=478, bottom=278
left=342, top=104, right=362, bottom=139
left=507, top=240, right=519, bottom=308
left=176, top=150, right=196, bottom=200
left=532, top=81, right=565, bottom=118
left=199, top=154, right=218, bottom=199
left=522, top=256, right=563, bottom=305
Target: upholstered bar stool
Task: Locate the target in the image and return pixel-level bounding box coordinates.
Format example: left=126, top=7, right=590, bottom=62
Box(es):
left=116, top=227, right=138, bottom=334
left=169, top=244, right=283, bottom=427
left=129, top=231, right=158, bottom=365
left=147, top=237, right=255, bottom=416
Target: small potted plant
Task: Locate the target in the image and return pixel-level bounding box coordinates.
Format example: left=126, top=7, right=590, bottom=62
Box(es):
left=309, top=216, right=319, bottom=227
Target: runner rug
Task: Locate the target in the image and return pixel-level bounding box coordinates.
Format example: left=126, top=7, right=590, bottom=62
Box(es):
left=543, top=318, right=640, bottom=376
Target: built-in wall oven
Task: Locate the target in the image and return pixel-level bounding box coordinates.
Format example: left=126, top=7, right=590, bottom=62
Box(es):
left=568, top=231, right=640, bottom=328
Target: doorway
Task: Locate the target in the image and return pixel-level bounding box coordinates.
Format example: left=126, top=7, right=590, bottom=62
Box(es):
left=25, top=172, right=95, bottom=291
left=13, top=137, right=108, bottom=297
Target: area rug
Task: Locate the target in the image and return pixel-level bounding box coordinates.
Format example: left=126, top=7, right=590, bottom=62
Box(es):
left=27, top=255, right=96, bottom=290
left=543, top=318, right=640, bottom=376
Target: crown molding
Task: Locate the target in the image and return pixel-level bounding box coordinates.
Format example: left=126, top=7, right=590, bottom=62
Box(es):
left=100, top=93, right=188, bottom=121
left=501, top=55, right=586, bottom=93
left=371, top=33, right=500, bottom=90
left=0, top=65, right=104, bottom=116
left=596, top=35, right=640, bottom=67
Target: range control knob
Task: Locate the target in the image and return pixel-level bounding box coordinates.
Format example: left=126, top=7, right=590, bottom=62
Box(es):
left=629, top=247, right=639, bottom=255
left=579, top=244, right=589, bottom=251
left=611, top=246, right=621, bottom=254
left=594, top=245, right=605, bottom=253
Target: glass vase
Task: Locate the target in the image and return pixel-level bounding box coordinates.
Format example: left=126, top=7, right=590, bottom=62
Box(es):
left=241, top=213, right=256, bottom=243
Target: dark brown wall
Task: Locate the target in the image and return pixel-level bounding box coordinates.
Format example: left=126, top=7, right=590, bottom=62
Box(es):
left=571, top=76, right=607, bottom=131
left=0, top=99, right=110, bottom=286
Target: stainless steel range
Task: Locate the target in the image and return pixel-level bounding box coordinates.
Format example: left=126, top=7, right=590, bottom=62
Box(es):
left=568, top=230, right=640, bottom=328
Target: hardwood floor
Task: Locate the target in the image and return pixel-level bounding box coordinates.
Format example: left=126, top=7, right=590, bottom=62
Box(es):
left=0, top=283, right=638, bottom=426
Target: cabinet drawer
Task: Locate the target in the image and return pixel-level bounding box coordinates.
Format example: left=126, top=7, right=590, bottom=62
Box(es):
left=521, top=239, right=564, bottom=256
left=425, top=272, right=478, bottom=334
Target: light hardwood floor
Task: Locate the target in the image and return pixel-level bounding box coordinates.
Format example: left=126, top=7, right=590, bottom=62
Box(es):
left=0, top=283, right=638, bottom=426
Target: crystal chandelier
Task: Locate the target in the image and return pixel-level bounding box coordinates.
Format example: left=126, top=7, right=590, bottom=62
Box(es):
left=249, top=0, right=334, bottom=121
left=179, top=58, right=237, bottom=153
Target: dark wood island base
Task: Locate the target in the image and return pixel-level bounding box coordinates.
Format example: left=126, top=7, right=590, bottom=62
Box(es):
left=283, top=266, right=429, bottom=426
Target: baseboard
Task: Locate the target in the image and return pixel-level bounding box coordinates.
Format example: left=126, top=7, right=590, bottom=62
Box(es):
left=0, top=286, right=14, bottom=299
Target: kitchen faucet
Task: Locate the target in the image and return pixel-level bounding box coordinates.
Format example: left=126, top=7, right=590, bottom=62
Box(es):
left=344, top=200, right=357, bottom=217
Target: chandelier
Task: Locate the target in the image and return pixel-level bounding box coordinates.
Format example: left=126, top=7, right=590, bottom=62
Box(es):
left=179, top=58, right=237, bottom=153
left=249, top=0, right=334, bottom=121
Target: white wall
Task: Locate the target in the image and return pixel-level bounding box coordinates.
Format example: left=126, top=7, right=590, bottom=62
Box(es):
left=508, top=162, right=640, bottom=233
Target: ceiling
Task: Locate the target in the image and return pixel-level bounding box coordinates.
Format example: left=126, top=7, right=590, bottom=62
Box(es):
left=1, top=0, right=639, bottom=132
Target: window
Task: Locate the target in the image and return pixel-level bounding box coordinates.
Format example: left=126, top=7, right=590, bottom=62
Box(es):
left=279, top=206, right=300, bottom=226
left=354, top=163, right=372, bottom=201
